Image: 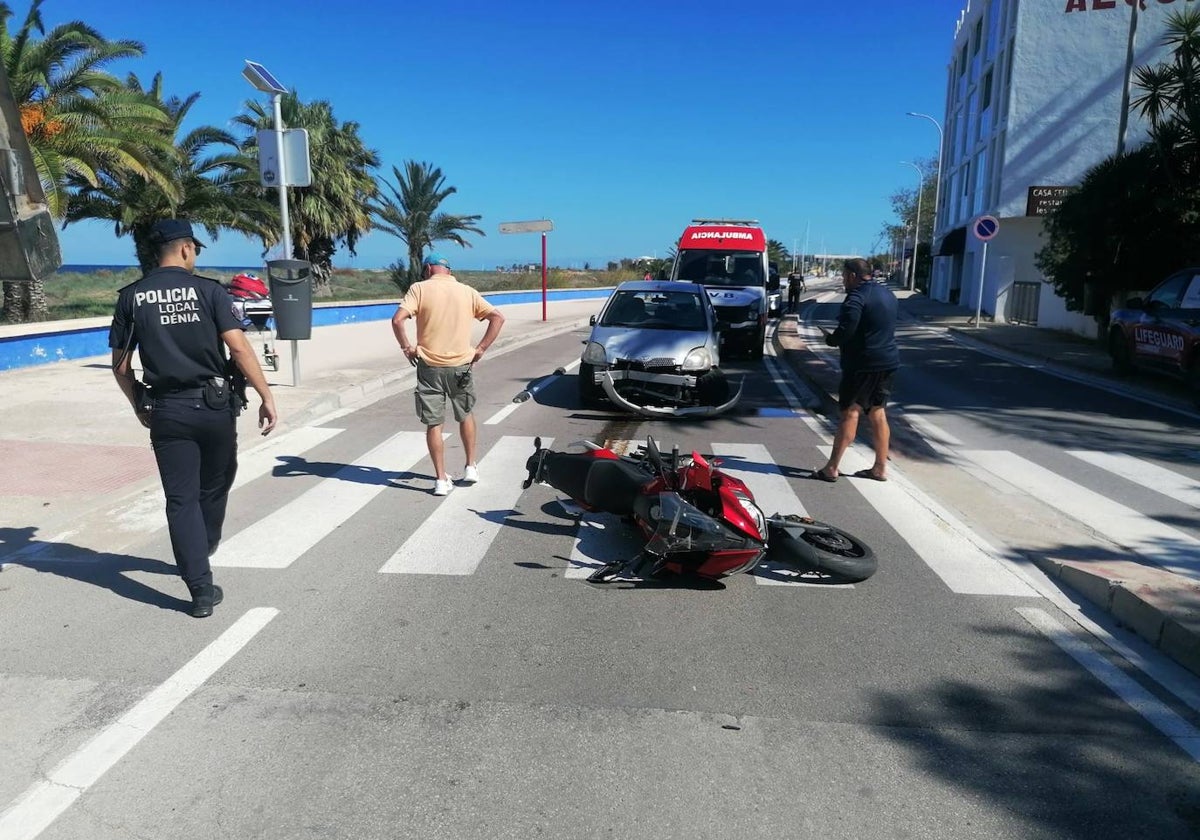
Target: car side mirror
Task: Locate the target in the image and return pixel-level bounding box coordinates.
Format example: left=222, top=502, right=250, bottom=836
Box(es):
left=589, top=314, right=597, bottom=326
left=767, top=275, right=780, bottom=292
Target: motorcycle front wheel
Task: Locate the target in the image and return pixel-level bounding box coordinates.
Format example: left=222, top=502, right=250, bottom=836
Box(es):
left=767, top=518, right=878, bottom=583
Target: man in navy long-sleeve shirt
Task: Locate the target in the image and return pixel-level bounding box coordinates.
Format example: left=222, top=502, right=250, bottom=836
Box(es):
left=814, top=258, right=899, bottom=482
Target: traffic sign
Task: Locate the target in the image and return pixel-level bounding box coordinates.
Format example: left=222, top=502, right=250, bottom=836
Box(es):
left=499, top=220, right=553, bottom=234
left=973, top=215, right=1000, bottom=242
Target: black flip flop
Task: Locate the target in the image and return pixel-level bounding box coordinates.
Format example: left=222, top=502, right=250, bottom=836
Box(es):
left=852, top=469, right=887, bottom=482
left=812, top=468, right=838, bottom=483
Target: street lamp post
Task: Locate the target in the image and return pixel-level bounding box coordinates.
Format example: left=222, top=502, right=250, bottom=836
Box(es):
left=906, top=111, right=943, bottom=253
left=242, top=60, right=300, bottom=384
left=1117, top=0, right=1140, bottom=156
left=901, top=161, right=924, bottom=291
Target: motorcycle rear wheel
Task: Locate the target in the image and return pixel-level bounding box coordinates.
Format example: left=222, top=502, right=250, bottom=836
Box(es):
left=768, top=519, right=877, bottom=583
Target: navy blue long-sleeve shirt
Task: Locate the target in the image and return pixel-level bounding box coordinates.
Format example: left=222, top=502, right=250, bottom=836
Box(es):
left=826, top=280, right=900, bottom=372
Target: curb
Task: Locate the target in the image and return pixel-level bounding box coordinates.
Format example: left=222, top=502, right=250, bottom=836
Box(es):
left=771, top=312, right=1200, bottom=680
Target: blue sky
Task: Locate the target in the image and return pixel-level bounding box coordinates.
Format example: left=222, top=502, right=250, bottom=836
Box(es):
left=48, top=0, right=967, bottom=270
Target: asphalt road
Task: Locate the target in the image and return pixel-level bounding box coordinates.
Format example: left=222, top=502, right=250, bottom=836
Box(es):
left=2, top=309, right=1200, bottom=839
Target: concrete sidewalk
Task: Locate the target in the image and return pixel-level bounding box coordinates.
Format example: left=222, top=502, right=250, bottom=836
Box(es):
left=774, top=289, right=1200, bottom=678
left=0, top=296, right=602, bottom=548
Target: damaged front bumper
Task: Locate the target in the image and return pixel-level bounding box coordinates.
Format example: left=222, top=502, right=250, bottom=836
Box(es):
left=597, top=368, right=742, bottom=418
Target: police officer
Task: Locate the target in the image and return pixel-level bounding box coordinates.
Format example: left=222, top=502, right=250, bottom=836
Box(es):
left=109, top=219, right=278, bottom=618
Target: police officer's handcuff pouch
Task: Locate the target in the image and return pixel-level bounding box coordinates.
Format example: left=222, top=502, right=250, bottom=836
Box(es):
left=204, top=376, right=230, bottom=410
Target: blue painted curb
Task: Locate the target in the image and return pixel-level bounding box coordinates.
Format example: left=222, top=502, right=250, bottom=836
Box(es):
left=0, top=287, right=612, bottom=372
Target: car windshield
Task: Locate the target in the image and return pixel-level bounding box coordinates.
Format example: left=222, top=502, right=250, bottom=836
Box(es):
left=675, top=250, right=764, bottom=287
left=600, top=290, right=707, bottom=330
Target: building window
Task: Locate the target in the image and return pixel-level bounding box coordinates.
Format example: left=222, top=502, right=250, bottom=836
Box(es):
left=974, top=149, right=989, bottom=216
left=986, top=0, right=1002, bottom=59
left=981, top=68, right=993, bottom=111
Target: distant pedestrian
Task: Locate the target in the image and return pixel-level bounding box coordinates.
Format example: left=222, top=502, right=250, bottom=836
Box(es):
left=392, top=253, right=506, bottom=495
left=813, top=257, right=898, bottom=483
left=643, top=271, right=653, bottom=281
left=109, top=219, right=278, bottom=618
left=787, top=271, right=803, bottom=313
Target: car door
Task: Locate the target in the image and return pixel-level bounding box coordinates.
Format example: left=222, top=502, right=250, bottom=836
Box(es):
left=1132, top=271, right=1190, bottom=370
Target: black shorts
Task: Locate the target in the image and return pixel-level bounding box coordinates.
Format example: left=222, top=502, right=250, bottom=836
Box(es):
left=839, top=369, right=896, bottom=411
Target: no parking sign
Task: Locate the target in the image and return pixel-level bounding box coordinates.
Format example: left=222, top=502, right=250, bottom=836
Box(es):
left=971, top=215, right=999, bottom=327
left=973, top=215, right=1000, bottom=241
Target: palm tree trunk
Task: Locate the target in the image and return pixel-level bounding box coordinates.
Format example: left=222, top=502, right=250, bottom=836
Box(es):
left=1, top=279, right=46, bottom=323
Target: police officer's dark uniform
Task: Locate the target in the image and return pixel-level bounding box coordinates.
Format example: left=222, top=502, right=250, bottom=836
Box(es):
left=108, top=219, right=243, bottom=617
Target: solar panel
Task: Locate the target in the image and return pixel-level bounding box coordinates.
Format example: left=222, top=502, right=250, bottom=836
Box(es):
left=243, top=60, right=287, bottom=94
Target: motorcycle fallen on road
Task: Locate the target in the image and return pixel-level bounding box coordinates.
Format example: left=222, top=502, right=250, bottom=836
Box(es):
left=522, top=435, right=876, bottom=584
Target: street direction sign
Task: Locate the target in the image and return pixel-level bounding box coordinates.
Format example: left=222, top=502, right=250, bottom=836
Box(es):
left=973, top=215, right=1000, bottom=241
left=499, top=220, right=554, bottom=234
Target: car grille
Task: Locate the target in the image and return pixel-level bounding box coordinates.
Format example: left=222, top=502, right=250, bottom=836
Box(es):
left=614, top=358, right=680, bottom=372
left=714, top=305, right=753, bottom=323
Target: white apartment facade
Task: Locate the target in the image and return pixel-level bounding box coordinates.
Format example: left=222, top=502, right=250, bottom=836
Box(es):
left=933, top=0, right=1183, bottom=335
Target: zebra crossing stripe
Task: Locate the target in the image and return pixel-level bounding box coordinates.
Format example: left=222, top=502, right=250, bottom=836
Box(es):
left=566, top=511, right=640, bottom=578
left=1067, top=450, right=1200, bottom=510
left=966, top=450, right=1200, bottom=581
left=709, top=443, right=843, bottom=587
left=379, top=436, right=549, bottom=575
left=109, top=426, right=345, bottom=536
left=213, top=432, right=431, bottom=569
left=824, top=447, right=1037, bottom=596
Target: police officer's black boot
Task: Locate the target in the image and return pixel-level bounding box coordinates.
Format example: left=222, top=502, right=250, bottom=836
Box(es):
left=189, top=583, right=224, bottom=618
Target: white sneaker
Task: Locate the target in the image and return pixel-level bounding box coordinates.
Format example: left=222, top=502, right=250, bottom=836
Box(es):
left=462, top=464, right=479, bottom=484
left=433, top=477, right=453, bottom=496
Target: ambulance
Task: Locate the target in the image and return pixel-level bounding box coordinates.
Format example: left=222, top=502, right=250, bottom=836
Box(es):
left=669, top=219, right=773, bottom=358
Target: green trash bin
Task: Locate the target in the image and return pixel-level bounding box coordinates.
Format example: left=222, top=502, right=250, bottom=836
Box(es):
left=266, top=259, right=312, bottom=340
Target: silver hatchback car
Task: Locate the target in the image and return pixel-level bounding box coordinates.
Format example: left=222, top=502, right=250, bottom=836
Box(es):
left=579, top=280, right=741, bottom=417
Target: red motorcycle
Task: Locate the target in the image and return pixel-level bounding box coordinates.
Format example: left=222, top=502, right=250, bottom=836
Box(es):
left=523, top=436, right=876, bottom=584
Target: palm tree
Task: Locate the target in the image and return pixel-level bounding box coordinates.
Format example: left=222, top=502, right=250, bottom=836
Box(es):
left=0, top=0, right=172, bottom=321
left=234, top=92, right=380, bottom=293
left=64, top=73, right=277, bottom=272
left=371, top=161, right=485, bottom=290
left=766, top=239, right=790, bottom=268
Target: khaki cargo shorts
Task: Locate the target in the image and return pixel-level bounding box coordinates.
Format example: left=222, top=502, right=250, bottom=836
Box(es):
left=415, top=361, right=476, bottom=426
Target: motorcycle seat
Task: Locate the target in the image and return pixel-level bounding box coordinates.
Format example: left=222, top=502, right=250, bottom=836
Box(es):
left=583, top=458, right=650, bottom=516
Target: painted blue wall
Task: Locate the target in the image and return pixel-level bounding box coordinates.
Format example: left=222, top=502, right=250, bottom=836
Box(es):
left=0, top=287, right=612, bottom=372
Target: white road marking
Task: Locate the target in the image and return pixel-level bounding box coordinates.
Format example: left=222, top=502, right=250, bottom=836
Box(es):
left=214, top=432, right=431, bottom=569
left=380, top=436, right=548, bottom=574
left=901, top=413, right=1023, bottom=496
left=823, top=446, right=1036, bottom=596
left=710, top=444, right=858, bottom=588
left=484, top=402, right=521, bottom=426
left=0, top=608, right=278, bottom=840
left=1017, top=607, right=1200, bottom=763
left=110, top=426, right=345, bottom=534
left=566, top=511, right=640, bottom=578
left=1067, top=450, right=1200, bottom=510
left=966, top=450, right=1200, bottom=581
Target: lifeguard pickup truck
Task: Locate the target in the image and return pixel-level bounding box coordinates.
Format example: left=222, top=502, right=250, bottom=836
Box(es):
left=669, top=219, right=773, bottom=358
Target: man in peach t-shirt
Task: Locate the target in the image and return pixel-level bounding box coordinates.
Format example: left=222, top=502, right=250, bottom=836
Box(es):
left=391, top=253, right=506, bottom=495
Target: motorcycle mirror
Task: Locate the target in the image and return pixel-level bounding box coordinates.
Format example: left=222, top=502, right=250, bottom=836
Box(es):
left=646, top=436, right=672, bottom=486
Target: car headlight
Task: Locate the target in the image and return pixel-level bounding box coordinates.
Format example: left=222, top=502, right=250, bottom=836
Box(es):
left=682, top=346, right=712, bottom=371
left=582, top=341, right=607, bottom=365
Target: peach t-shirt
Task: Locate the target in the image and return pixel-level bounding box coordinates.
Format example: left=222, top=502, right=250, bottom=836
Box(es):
left=401, top=274, right=496, bottom=367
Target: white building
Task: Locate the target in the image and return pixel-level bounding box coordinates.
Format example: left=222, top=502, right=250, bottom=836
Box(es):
left=932, top=0, right=1182, bottom=336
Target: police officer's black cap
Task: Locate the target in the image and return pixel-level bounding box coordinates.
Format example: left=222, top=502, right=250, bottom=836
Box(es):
left=149, top=218, right=205, bottom=249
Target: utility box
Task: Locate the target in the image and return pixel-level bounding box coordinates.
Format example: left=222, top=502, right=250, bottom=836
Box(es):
left=266, top=259, right=312, bottom=340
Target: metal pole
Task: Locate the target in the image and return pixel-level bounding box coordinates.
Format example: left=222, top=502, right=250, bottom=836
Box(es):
left=541, top=231, right=548, bottom=322
left=272, top=92, right=299, bottom=386
left=1117, top=0, right=1140, bottom=156
left=901, top=162, right=923, bottom=292
left=792, top=238, right=798, bottom=273
left=975, top=241, right=988, bottom=328
left=907, top=113, right=943, bottom=239
left=803, top=220, right=810, bottom=275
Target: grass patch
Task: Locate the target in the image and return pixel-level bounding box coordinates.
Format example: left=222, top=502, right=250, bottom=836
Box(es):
left=27, top=267, right=633, bottom=321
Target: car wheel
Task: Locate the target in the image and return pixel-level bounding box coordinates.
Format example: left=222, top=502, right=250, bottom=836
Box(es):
left=1188, top=357, right=1200, bottom=408
left=1109, top=329, right=1133, bottom=374
left=578, top=362, right=604, bottom=407
left=696, top=368, right=731, bottom=406
left=750, top=329, right=765, bottom=359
